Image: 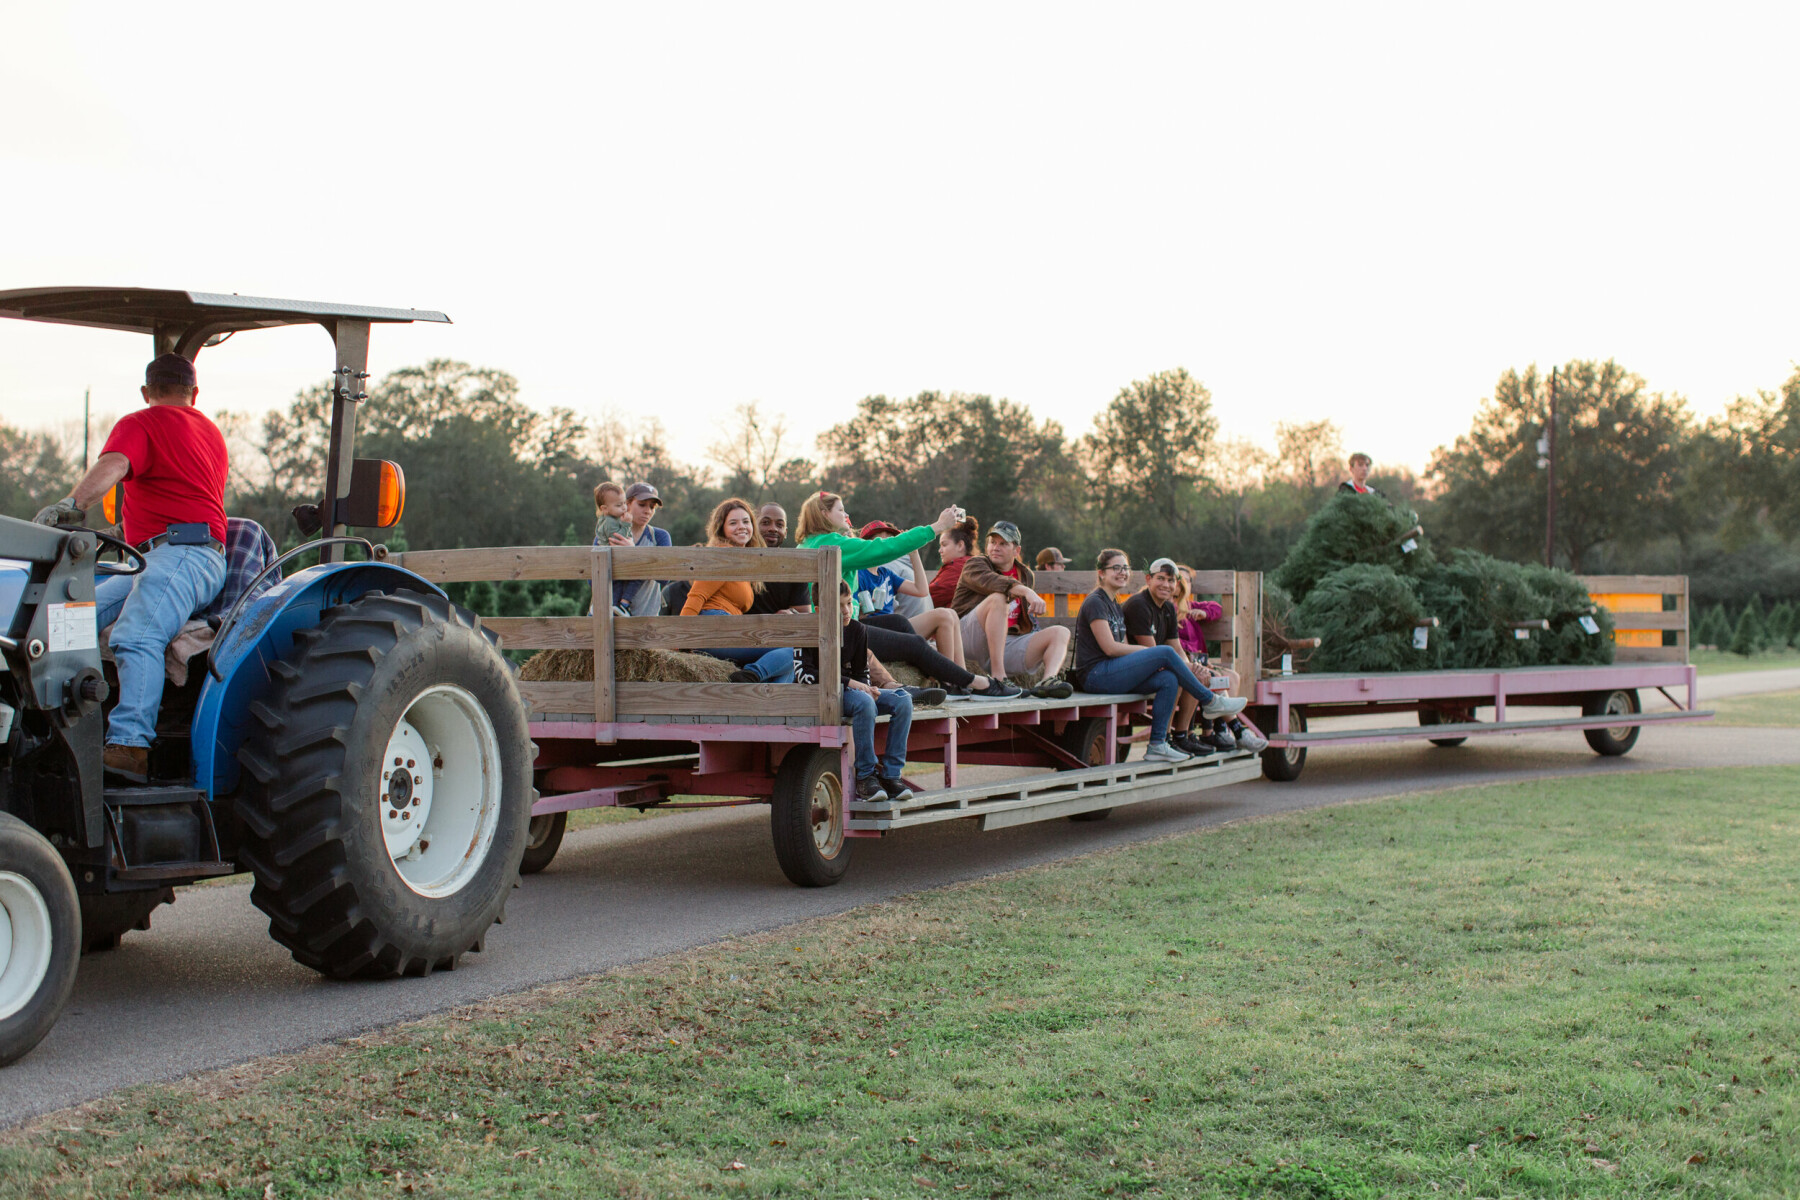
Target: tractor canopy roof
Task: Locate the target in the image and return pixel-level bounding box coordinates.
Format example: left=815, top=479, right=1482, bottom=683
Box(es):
left=0, top=287, right=449, bottom=359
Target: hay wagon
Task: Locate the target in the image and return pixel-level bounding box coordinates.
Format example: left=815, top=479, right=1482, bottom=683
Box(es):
left=389, top=546, right=1269, bottom=885
left=1017, top=569, right=1712, bottom=784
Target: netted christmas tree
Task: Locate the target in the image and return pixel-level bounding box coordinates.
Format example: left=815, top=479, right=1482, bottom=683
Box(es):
left=1292, top=564, right=1439, bottom=673
left=1275, top=492, right=1613, bottom=671
left=1272, top=492, right=1435, bottom=602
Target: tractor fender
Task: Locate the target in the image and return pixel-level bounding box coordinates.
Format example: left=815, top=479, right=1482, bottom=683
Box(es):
left=191, top=562, right=446, bottom=799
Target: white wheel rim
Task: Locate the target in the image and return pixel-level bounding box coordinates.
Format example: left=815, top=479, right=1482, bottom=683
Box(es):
left=811, top=771, right=844, bottom=860
left=379, top=685, right=503, bottom=899
left=1605, top=691, right=1635, bottom=741
left=0, top=871, right=54, bottom=1023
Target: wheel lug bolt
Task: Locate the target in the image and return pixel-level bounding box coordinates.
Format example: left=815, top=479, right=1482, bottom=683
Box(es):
left=407, top=759, right=415, bottom=768
left=401, top=811, right=411, bottom=820
left=412, top=797, right=421, bottom=806
left=394, top=757, right=404, bottom=766
left=414, top=775, right=423, bottom=785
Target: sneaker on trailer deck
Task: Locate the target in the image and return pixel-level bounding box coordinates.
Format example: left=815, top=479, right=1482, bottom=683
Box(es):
left=1144, top=739, right=1191, bottom=763
left=1235, top=727, right=1268, bottom=754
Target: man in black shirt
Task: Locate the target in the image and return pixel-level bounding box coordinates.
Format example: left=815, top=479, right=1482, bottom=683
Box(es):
left=1124, top=558, right=1223, bottom=755
left=749, top=502, right=813, bottom=615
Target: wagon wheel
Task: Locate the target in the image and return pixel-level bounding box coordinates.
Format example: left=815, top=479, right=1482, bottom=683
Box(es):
left=1057, top=717, right=1123, bottom=821
left=1418, top=707, right=1471, bottom=748
left=1260, top=706, right=1307, bottom=782
left=519, top=812, right=568, bottom=876
left=1583, top=689, right=1641, bottom=757
left=771, top=747, right=850, bottom=887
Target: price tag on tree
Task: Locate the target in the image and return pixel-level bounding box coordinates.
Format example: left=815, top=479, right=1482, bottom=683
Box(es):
left=1514, top=628, right=1530, bottom=640
left=1400, top=537, right=1418, bottom=554
left=1412, top=626, right=1429, bottom=650
left=1578, top=615, right=1600, bottom=635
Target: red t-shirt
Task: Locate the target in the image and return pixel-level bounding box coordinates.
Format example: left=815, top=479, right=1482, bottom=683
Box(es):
left=999, top=564, right=1025, bottom=629
left=101, top=404, right=229, bottom=546
left=929, top=557, right=968, bottom=608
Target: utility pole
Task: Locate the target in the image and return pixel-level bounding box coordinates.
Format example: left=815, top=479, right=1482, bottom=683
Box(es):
left=1544, top=367, right=1557, bottom=567
left=83, top=387, right=91, bottom=469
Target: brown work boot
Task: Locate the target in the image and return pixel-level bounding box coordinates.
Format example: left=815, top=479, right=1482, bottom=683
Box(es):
left=103, top=743, right=149, bottom=783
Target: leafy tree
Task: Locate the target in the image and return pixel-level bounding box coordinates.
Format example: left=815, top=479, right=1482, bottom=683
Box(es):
left=1712, top=370, right=1800, bottom=541
left=1272, top=419, right=1346, bottom=495
left=818, top=391, right=1077, bottom=549
left=1429, top=360, right=1690, bottom=573
left=1727, top=604, right=1763, bottom=657
left=1080, top=368, right=1217, bottom=528
left=0, top=421, right=80, bottom=518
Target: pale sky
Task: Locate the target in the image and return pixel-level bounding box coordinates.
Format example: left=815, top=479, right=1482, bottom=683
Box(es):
left=4, top=3, right=1797, bottom=481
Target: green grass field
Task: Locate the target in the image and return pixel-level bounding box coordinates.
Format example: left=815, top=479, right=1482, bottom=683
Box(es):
left=1691, top=646, right=1800, bottom=676
left=1708, top=689, right=1800, bottom=728
left=6, top=767, right=1796, bottom=1199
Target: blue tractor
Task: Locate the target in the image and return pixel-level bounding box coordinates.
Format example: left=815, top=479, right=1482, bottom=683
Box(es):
left=0, top=289, right=536, bottom=1065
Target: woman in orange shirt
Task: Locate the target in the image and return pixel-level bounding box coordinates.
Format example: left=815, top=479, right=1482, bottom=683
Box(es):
left=681, top=498, right=795, bottom=682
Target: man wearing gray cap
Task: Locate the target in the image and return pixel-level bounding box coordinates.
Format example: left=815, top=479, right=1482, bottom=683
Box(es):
left=33, top=354, right=229, bottom=782
left=948, top=519, right=1073, bottom=698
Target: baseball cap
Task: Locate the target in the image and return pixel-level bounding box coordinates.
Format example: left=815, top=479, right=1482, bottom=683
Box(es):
left=859, top=520, right=902, bottom=539
left=624, top=482, right=663, bottom=507
left=987, top=520, right=1022, bottom=545
left=1148, top=557, right=1180, bottom=577
left=145, top=353, right=197, bottom=389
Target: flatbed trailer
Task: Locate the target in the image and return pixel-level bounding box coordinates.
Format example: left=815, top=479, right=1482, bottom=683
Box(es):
left=391, top=544, right=1265, bottom=885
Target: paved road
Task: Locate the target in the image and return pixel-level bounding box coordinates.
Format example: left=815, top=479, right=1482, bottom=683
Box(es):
left=5, top=677, right=1798, bottom=1127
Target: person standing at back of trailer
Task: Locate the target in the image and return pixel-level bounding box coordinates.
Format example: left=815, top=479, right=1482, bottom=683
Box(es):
left=32, top=354, right=229, bottom=783
left=1338, top=453, right=1384, bottom=497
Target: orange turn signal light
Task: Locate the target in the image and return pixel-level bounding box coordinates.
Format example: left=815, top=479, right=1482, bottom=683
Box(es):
left=101, top=484, right=122, bottom=527
left=376, top=461, right=405, bottom=527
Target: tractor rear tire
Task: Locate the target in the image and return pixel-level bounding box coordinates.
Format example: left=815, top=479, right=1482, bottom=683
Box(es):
left=770, top=747, right=851, bottom=887
left=519, top=812, right=567, bottom=876
left=0, top=812, right=81, bottom=1068
left=234, top=589, right=533, bottom=979
left=79, top=888, right=174, bottom=953
left=1057, top=717, right=1116, bottom=822
left=1583, top=689, right=1641, bottom=756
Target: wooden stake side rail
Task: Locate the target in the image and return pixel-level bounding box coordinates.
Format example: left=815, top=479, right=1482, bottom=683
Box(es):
left=1579, top=573, right=1688, bottom=664
left=393, top=543, right=843, bottom=733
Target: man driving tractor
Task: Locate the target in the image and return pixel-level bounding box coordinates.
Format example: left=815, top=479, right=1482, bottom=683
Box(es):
left=33, top=353, right=229, bottom=783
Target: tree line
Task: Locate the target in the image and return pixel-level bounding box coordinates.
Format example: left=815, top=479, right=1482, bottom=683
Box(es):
left=4, top=357, right=1797, bottom=617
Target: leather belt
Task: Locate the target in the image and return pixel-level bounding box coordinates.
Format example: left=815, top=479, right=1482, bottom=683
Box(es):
left=136, top=533, right=226, bottom=557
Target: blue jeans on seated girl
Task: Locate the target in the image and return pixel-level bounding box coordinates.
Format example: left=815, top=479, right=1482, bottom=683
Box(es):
left=1079, top=646, right=1215, bottom=744
left=843, top=687, right=913, bottom=780
left=696, top=609, right=794, bottom=682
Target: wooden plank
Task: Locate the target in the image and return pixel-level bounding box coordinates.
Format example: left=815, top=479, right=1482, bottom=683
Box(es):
left=609, top=546, right=820, bottom=582
left=1612, top=645, right=1687, bottom=663
left=816, top=546, right=842, bottom=725
left=393, top=545, right=590, bottom=582
left=1232, top=570, right=1260, bottom=680
left=1580, top=574, right=1687, bottom=595
left=590, top=550, right=615, bottom=730
left=518, top=681, right=597, bottom=714
left=618, top=681, right=822, bottom=717
left=614, top=614, right=818, bottom=650
left=485, top=616, right=592, bottom=650
left=1606, top=611, right=1688, bottom=631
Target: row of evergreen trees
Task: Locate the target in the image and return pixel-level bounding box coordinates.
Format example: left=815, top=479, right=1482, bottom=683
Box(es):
left=1693, top=596, right=1799, bottom=657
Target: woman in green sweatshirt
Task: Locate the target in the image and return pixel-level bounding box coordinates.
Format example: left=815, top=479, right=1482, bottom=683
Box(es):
left=795, top=491, right=1020, bottom=700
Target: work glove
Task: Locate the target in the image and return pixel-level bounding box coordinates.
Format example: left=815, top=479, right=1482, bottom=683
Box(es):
left=32, top=496, right=86, bottom=527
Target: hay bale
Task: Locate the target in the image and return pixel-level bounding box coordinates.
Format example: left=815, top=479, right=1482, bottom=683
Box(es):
left=518, top=647, right=736, bottom=683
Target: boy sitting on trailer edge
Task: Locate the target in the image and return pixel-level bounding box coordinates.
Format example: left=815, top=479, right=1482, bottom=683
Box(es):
left=834, top=580, right=916, bottom=804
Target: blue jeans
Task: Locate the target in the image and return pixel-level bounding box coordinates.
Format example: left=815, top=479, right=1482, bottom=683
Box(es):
left=95, top=542, right=226, bottom=748
left=1079, top=646, right=1214, bottom=744
left=696, top=609, right=794, bottom=682
left=843, top=687, right=913, bottom=780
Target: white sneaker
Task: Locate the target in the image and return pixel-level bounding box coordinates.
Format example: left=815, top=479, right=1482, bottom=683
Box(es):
left=1201, top=695, right=1247, bottom=719
left=1235, top=727, right=1268, bottom=753
left=1144, top=739, right=1191, bottom=763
